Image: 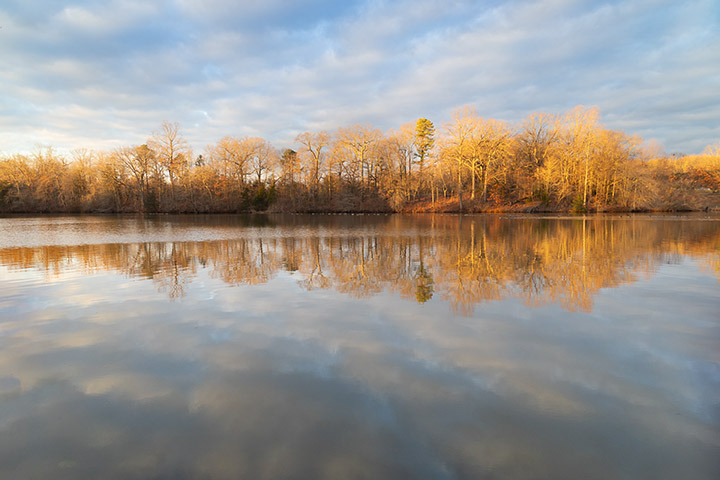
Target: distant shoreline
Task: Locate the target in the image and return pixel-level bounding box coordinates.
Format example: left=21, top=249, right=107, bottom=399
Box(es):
left=2, top=205, right=719, bottom=216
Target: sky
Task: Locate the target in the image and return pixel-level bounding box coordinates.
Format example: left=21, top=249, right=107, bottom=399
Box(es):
left=0, top=0, right=718, bottom=156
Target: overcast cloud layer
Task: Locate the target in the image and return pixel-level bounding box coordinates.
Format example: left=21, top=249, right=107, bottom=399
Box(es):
left=1, top=0, right=718, bottom=155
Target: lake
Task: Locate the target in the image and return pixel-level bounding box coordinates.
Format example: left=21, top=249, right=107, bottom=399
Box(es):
left=0, top=214, right=718, bottom=479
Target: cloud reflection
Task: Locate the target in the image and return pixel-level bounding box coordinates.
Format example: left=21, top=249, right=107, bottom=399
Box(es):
left=0, top=215, right=718, bottom=478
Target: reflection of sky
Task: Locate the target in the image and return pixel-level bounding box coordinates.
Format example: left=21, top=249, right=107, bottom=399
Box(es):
left=0, top=214, right=446, bottom=249
left=0, top=254, right=718, bottom=479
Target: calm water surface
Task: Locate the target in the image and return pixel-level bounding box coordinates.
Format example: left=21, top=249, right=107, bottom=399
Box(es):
left=0, top=214, right=718, bottom=479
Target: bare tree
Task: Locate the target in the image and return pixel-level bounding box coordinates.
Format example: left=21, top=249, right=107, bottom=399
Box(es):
left=296, top=130, right=330, bottom=192
left=443, top=106, right=478, bottom=210
left=148, top=121, right=191, bottom=202
left=470, top=118, right=515, bottom=202
left=114, top=145, right=156, bottom=211
left=249, top=138, right=277, bottom=184
left=336, top=125, right=382, bottom=188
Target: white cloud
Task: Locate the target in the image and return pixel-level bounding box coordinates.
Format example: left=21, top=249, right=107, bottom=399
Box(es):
left=0, top=0, right=717, bottom=154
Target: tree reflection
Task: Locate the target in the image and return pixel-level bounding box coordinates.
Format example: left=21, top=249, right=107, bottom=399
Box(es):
left=0, top=216, right=717, bottom=312
left=413, top=262, right=434, bottom=303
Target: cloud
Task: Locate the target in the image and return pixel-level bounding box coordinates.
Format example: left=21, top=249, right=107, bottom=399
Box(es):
left=0, top=0, right=718, bottom=154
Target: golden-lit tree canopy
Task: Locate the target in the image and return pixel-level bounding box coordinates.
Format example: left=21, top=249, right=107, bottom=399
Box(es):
left=1, top=106, right=719, bottom=213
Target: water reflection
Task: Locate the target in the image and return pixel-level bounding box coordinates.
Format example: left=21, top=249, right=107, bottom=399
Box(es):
left=0, top=215, right=718, bottom=479
left=1, top=215, right=718, bottom=313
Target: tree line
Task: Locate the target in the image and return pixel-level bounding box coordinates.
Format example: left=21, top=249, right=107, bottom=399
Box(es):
left=1, top=105, right=719, bottom=213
